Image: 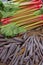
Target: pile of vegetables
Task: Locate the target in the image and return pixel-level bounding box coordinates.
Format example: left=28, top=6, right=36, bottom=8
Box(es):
left=0, top=28, right=43, bottom=65
left=0, top=1, right=43, bottom=65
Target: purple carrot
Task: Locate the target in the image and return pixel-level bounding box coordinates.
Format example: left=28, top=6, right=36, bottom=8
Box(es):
left=9, top=45, right=20, bottom=65
left=20, top=45, right=27, bottom=65
left=23, top=32, right=28, bottom=41
left=3, top=43, right=17, bottom=63
left=14, top=55, right=22, bottom=65
left=1, top=49, right=7, bottom=62
left=13, top=37, right=23, bottom=42
left=0, top=48, right=8, bottom=58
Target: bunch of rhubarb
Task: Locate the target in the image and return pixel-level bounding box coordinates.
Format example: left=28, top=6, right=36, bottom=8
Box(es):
left=0, top=0, right=43, bottom=37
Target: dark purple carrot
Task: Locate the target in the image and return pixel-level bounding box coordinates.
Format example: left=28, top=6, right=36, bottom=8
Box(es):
left=1, top=49, right=7, bottom=62
left=4, top=44, right=11, bottom=48
left=0, top=41, right=11, bottom=47
left=35, top=36, right=43, bottom=50
left=0, top=38, right=8, bottom=42
left=9, top=45, right=20, bottom=65
left=24, top=56, right=30, bottom=62
left=25, top=36, right=31, bottom=43
left=39, top=60, right=42, bottom=65
left=3, top=43, right=16, bottom=62
left=9, top=54, right=14, bottom=60
left=0, top=48, right=8, bottom=58
left=14, top=55, right=22, bottom=65
left=13, top=37, right=23, bottom=42
left=23, top=32, right=28, bottom=41
left=10, top=56, right=18, bottom=65
left=20, top=45, right=27, bottom=65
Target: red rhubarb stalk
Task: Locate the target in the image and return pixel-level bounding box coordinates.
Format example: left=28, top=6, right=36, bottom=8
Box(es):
left=1, top=5, right=41, bottom=25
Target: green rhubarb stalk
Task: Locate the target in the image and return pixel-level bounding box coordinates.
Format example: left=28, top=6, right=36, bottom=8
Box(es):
left=8, top=8, right=37, bottom=22
left=16, top=15, right=42, bottom=26
left=14, top=9, right=36, bottom=18
left=25, top=24, right=43, bottom=31
left=23, top=20, right=43, bottom=29
left=14, top=5, right=43, bottom=17
left=14, top=7, right=37, bottom=17
left=9, top=12, right=36, bottom=22
left=18, top=22, right=43, bottom=35
left=14, top=7, right=43, bottom=25
left=8, top=7, right=43, bottom=25
left=16, top=15, right=41, bottom=26
left=14, top=7, right=35, bottom=15
left=19, top=20, right=43, bottom=31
